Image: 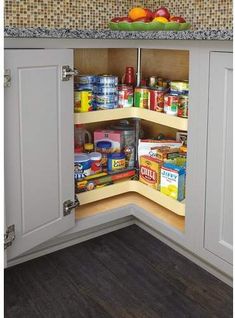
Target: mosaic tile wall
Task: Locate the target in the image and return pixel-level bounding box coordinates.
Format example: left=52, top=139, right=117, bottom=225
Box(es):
left=4, top=0, right=232, bottom=30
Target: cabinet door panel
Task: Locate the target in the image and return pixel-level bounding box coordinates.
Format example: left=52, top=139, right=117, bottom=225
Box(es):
left=5, top=49, right=75, bottom=260
left=204, top=52, right=233, bottom=264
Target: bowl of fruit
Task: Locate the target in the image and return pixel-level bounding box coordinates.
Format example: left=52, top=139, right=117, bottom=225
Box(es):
left=109, top=7, right=191, bottom=31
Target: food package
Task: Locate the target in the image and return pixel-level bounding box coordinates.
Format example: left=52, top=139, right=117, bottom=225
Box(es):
left=155, top=146, right=180, bottom=161
left=138, top=139, right=183, bottom=161
left=160, top=163, right=186, bottom=201
left=94, top=129, right=124, bottom=153
left=139, top=155, right=163, bottom=190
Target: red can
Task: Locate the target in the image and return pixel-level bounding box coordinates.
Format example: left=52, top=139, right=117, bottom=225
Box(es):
left=149, top=89, right=167, bottom=112
left=164, top=95, right=179, bottom=116
left=118, top=85, right=133, bottom=108
left=178, top=95, right=189, bottom=118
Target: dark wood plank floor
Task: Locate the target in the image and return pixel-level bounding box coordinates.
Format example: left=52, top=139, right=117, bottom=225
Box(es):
left=5, top=225, right=232, bottom=318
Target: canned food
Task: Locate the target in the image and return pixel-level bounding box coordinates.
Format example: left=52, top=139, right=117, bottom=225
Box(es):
left=94, top=102, right=118, bottom=110
left=74, top=90, right=93, bottom=113
left=118, top=85, right=133, bottom=108
left=95, top=95, right=118, bottom=104
left=164, top=95, right=179, bottom=116
left=149, top=89, right=167, bottom=112
left=178, top=95, right=189, bottom=118
left=157, top=77, right=170, bottom=89
left=93, top=85, right=117, bottom=95
left=75, top=84, right=95, bottom=91
left=134, top=87, right=149, bottom=108
left=76, top=75, right=97, bottom=85
left=170, top=80, right=189, bottom=95
left=149, top=76, right=158, bottom=87
left=95, top=75, right=118, bottom=86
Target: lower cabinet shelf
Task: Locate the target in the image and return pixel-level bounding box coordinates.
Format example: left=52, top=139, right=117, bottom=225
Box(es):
left=76, top=180, right=185, bottom=216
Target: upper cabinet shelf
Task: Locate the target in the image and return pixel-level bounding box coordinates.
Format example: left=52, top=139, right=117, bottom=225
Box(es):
left=74, top=108, right=188, bottom=130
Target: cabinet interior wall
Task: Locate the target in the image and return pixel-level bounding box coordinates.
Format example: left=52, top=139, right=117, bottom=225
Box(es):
left=74, top=48, right=190, bottom=81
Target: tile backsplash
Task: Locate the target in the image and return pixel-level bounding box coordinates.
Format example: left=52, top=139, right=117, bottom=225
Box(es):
left=4, top=0, right=232, bottom=30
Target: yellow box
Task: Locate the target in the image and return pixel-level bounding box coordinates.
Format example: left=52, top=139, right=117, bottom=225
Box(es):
left=139, top=155, right=163, bottom=190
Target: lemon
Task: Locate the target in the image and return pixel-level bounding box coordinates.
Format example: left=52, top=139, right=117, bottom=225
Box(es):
left=153, top=17, right=169, bottom=23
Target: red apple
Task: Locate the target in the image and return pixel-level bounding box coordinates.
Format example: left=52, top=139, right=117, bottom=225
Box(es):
left=144, top=8, right=154, bottom=20
left=169, top=16, right=186, bottom=23
left=111, top=17, right=132, bottom=22
left=134, top=17, right=152, bottom=22
left=153, top=7, right=170, bottom=20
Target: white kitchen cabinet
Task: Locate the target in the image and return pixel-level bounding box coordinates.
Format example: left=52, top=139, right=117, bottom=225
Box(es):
left=4, top=49, right=77, bottom=259
left=204, top=52, right=233, bottom=264
left=4, top=40, right=233, bottom=285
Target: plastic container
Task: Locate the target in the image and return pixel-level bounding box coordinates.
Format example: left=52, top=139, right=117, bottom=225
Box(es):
left=89, top=152, right=102, bottom=174
left=74, top=124, right=92, bottom=151
left=74, top=153, right=91, bottom=180
left=107, top=153, right=126, bottom=172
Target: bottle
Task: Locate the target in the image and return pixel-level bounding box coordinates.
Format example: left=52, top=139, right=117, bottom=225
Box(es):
left=123, top=67, right=135, bottom=87
left=84, top=143, right=94, bottom=153
left=74, top=124, right=92, bottom=151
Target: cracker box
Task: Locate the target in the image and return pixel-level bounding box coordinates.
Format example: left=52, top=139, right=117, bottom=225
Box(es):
left=160, top=163, right=186, bottom=201
left=139, top=155, right=163, bottom=190
left=155, top=146, right=180, bottom=161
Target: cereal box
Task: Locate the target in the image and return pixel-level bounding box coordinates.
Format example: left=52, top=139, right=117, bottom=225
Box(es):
left=139, top=155, right=163, bottom=190
left=160, top=163, right=186, bottom=201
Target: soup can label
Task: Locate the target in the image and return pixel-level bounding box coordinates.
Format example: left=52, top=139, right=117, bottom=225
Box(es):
left=134, top=87, right=149, bottom=108
left=118, top=85, right=133, bottom=108
left=149, top=89, right=166, bottom=112
left=76, top=75, right=97, bottom=84
left=74, top=90, right=93, bottom=113
left=164, top=95, right=179, bottom=116
left=93, top=86, right=117, bottom=95
left=178, top=95, right=189, bottom=118
left=95, top=76, right=118, bottom=86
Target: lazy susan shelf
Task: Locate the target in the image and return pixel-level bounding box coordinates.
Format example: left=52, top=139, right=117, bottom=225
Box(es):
left=74, top=108, right=188, bottom=131
left=76, top=180, right=185, bottom=216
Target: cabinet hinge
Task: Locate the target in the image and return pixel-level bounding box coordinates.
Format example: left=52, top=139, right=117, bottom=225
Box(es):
left=4, top=69, right=11, bottom=87
left=63, top=197, right=80, bottom=216
left=4, top=224, right=15, bottom=249
left=61, top=66, right=79, bottom=81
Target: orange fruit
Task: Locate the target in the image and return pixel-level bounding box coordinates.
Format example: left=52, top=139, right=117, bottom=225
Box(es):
left=153, top=17, right=169, bottom=23
left=128, top=7, right=147, bottom=21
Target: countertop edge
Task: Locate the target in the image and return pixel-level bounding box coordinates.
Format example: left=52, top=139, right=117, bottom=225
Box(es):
left=4, top=27, right=233, bottom=41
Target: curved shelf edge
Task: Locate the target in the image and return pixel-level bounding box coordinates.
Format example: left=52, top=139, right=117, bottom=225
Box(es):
left=74, top=108, right=188, bottom=131
left=76, top=180, right=185, bottom=216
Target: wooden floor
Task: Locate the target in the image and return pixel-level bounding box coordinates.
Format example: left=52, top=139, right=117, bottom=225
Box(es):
left=5, top=225, right=232, bottom=318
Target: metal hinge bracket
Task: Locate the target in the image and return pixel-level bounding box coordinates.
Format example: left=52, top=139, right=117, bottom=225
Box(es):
left=4, top=69, right=11, bottom=87
left=63, top=197, right=80, bottom=216
left=61, top=65, right=79, bottom=81
left=4, top=224, right=15, bottom=249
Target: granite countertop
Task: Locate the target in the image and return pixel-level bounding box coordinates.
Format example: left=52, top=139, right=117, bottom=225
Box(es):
left=4, top=27, right=233, bottom=41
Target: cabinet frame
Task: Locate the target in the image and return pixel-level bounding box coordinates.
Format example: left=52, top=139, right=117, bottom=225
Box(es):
left=4, top=38, right=233, bottom=281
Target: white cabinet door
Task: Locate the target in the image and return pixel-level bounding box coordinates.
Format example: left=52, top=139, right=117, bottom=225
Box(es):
left=5, top=49, right=75, bottom=260
left=204, top=52, right=233, bottom=264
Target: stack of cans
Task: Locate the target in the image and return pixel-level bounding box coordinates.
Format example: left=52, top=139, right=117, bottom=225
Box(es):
left=74, top=75, right=96, bottom=91
left=93, top=75, right=118, bottom=110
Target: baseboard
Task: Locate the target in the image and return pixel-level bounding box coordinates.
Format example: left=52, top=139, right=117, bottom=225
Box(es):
left=135, top=220, right=233, bottom=287
left=7, top=217, right=135, bottom=268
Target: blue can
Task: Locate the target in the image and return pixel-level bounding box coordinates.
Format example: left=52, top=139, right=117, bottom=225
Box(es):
left=95, top=75, right=118, bottom=86
left=94, top=102, right=118, bottom=110
left=77, top=75, right=97, bottom=85
left=107, top=153, right=126, bottom=172
left=95, top=94, right=118, bottom=104
left=93, top=85, right=117, bottom=95
left=76, top=84, right=95, bottom=92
